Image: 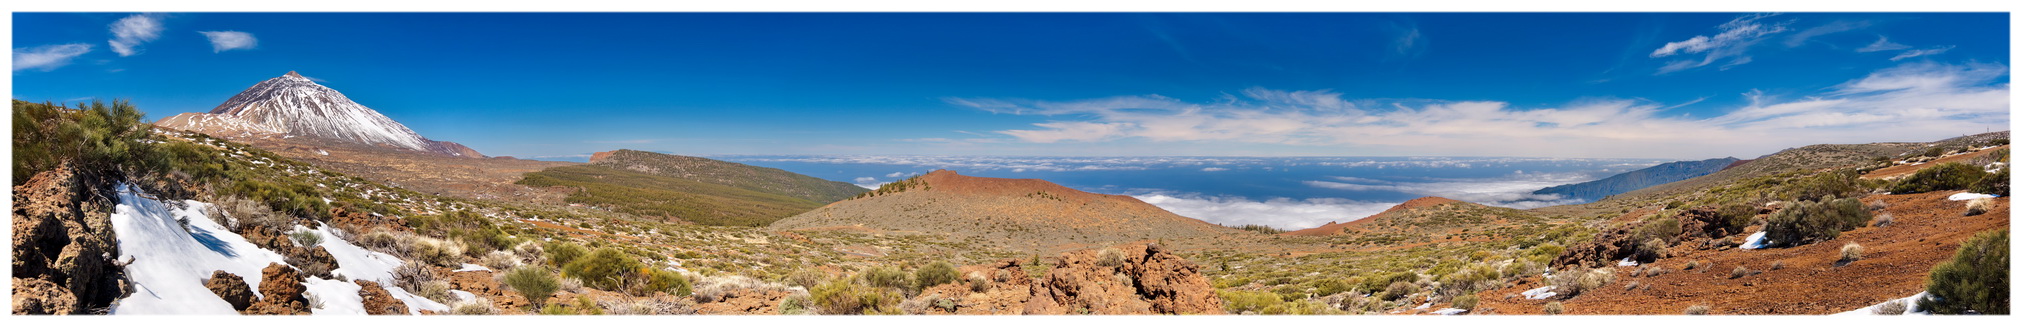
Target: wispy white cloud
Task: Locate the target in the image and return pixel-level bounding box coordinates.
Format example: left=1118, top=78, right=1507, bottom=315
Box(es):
left=1200, top=167, right=1228, bottom=172
left=198, top=31, right=257, bottom=52
left=13, top=43, right=94, bottom=72
left=107, top=14, right=164, bottom=57
left=1857, top=36, right=1911, bottom=52
left=1133, top=193, right=1398, bottom=230
left=950, top=62, right=2008, bottom=159
left=1651, top=13, right=1788, bottom=74
left=1783, top=20, right=1870, bottom=48
left=1890, top=46, right=1955, bottom=61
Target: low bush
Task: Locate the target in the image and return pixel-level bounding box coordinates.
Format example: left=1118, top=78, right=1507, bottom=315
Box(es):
left=392, top=261, right=452, bottom=303
left=1543, top=301, right=1565, bottom=315
left=1874, top=213, right=1895, bottom=227
left=1218, top=289, right=1285, bottom=314
left=914, top=261, right=959, bottom=290
left=1716, top=204, right=1759, bottom=235
left=786, top=269, right=828, bottom=288
left=546, top=241, right=588, bottom=266
left=1764, top=196, right=1872, bottom=247
left=1452, top=294, right=1479, bottom=310
left=1964, top=198, right=1993, bottom=216
left=1381, top=281, right=1417, bottom=301
left=561, top=248, right=645, bottom=291
left=1729, top=266, right=1753, bottom=279
left=1872, top=300, right=1908, bottom=315
left=1096, top=248, right=1126, bottom=267
left=635, top=268, right=691, bottom=296
left=502, top=266, right=559, bottom=307
left=810, top=279, right=899, bottom=315
left=1889, top=163, right=1986, bottom=194
left=1918, top=229, right=2008, bottom=314
left=450, top=298, right=497, bottom=315
left=1684, top=304, right=1710, bottom=315
left=1550, top=268, right=1614, bottom=298
left=1840, top=243, right=1865, bottom=262
left=1634, top=238, right=1669, bottom=263
left=859, top=266, right=912, bottom=293
left=1969, top=168, right=2008, bottom=196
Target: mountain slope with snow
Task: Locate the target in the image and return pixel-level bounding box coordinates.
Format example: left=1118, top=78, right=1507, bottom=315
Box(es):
left=156, top=71, right=481, bottom=157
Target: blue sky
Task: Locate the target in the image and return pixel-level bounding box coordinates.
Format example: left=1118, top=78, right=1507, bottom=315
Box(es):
left=12, top=12, right=2010, bottom=159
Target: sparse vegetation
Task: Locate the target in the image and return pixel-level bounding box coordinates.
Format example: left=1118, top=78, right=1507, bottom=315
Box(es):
left=1452, top=294, right=1479, bottom=311
left=1872, top=300, right=1908, bottom=315
left=1543, top=301, right=1565, bottom=315
left=914, top=261, right=959, bottom=291
left=1764, top=196, right=1872, bottom=247
left=1919, top=229, right=2008, bottom=314
left=1964, top=198, right=1993, bottom=216
left=1969, top=168, right=2008, bottom=196
left=1684, top=304, right=1710, bottom=315
left=1096, top=248, right=1126, bottom=267
left=561, top=248, right=645, bottom=291
left=502, top=266, right=560, bottom=307
left=1840, top=243, right=1865, bottom=263
left=1889, top=163, right=1987, bottom=194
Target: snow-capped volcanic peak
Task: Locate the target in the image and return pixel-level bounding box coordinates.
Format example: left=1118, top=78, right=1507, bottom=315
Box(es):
left=206, top=71, right=435, bottom=152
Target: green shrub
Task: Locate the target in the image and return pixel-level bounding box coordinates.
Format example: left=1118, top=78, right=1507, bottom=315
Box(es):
left=1970, top=168, right=2008, bottom=196
left=546, top=242, right=587, bottom=266
left=640, top=268, right=691, bottom=296
left=1785, top=169, right=1866, bottom=202
left=1381, top=281, right=1417, bottom=301
left=786, top=269, right=828, bottom=288
left=914, top=261, right=958, bottom=290
left=502, top=266, right=559, bottom=307
left=1764, top=196, right=1872, bottom=247
left=1452, top=294, right=1479, bottom=310
left=1358, top=271, right=1417, bottom=295
left=561, top=248, right=644, bottom=291
left=1889, top=163, right=1987, bottom=194
left=1096, top=248, right=1126, bottom=267
left=1218, top=289, right=1284, bottom=314
left=1634, top=238, right=1669, bottom=263
left=1918, top=229, right=2008, bottom=314
left=810, top=279, right=898, bottom=315
left=1716, top=204, right=1758, bottom=235
left=859, top=266, right=912, bottom=292
left=1310, top=279, right=1352, bottom=297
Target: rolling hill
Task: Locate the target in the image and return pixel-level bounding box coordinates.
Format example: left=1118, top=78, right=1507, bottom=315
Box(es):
left=768, top=170, right=1236, bottom=252
left=1531, top=157, right=1740, bottom=203
left=514, top=150, right=865, bottom=226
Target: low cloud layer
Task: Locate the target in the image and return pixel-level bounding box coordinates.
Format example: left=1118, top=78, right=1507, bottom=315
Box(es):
left=951, top=62, right=2007, bottom=159
left=1133, top=193, right=1398, bottom=230
left=1302, top=171, right=1599, bottom=209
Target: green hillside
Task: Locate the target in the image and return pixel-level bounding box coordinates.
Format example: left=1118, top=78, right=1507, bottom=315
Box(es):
left=589, top=149, right=866, bottom=203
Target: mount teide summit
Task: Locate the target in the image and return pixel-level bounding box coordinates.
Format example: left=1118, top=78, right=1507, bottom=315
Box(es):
left=156, top=71, right=481, bottom=157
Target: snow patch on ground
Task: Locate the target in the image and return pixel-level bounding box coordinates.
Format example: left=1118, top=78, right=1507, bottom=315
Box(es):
left=1947, top=192, right=1997, bottom=201
left=1617, top=257, right=1640, bottom=266
left=1740, top=231, right=1771, bottom=249
left=449, top=290, right=477, bottom=302
left=1521, top=286, right=1558, bottom=300
left=1432, top=308, right=1468, bottom=315
left=298, top=223, right=403, bottom=284
left=385, top=285, right=449, bottom=314
left=109, top=184, right=290, bottom=314
left=454, top=263, right=491, bottom=272
left=1834, top=292, right=1930, bottom=315
left=304, top=278, right=365, bottom=315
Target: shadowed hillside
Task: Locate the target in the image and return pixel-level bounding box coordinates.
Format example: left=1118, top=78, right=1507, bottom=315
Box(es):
left=515, top=150, right=866, bottom=226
